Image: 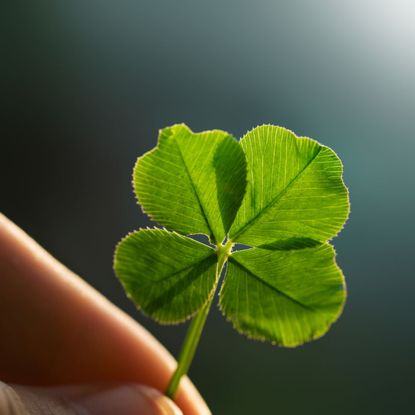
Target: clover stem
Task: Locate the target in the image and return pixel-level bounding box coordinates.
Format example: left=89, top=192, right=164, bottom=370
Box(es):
left=165, top=239, right=233, bottom=399
left=165, top=294, right=212, bottom=399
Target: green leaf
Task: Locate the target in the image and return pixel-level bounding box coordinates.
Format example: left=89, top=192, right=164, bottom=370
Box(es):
left=133, top=124, right=247, bottom=244
left=229, top=125, right=349, bottom=247
left=115, top=122, right=350, bottom=360
left=219, top=244, right=346, bottom=347
left=114, top=228, right=217, bottom=323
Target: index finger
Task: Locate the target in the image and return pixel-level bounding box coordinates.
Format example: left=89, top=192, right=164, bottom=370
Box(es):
left=0, top=213, right=210, bottom=415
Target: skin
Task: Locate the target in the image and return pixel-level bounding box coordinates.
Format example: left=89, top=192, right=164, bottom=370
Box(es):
left=0, top=213, right=211, bottom=415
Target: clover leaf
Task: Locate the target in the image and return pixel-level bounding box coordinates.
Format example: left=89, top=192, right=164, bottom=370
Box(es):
left=132, top=124, right=247, bottom=244
left=113, top=123, right=350, bottom=397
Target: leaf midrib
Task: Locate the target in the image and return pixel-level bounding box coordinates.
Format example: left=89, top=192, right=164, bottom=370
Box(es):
left=128, top=252, right=217, bottom=284
left=231, top=146, right=322, bottom=241
left=174, top=136, right=217, bottom=242
left=229, top=257, right=316, bottom=313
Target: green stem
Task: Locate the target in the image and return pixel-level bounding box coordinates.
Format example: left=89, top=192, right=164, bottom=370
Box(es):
left=165, top=295, right=212, bottom=398
left=165, top=239, right=233, bottom=399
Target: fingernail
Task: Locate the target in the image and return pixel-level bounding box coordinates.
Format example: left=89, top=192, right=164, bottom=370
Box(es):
left=0, top=382, right=27, bottom=414
left=137, top=386, right=183, bottom=415
left=72, top=384, right=183, bottom=415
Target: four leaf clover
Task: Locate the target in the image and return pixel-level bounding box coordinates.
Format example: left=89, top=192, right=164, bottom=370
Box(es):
left=114, top=124, right=349, bottom=347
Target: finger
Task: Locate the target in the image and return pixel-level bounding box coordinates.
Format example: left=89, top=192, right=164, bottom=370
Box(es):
left=0, top=213, right=210, bottom=415
left=0, top=381, right=182, bottom=415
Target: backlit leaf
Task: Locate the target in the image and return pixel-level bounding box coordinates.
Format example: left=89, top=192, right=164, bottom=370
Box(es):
left=219, top=244, right=346, bottom=347
left=133, top=124, right=247, bottom=244
left=229, top=125, right=349, bottom=247
left=115, top=123, right=350, bottom=349
left=114, top=228, right=217, bottom=323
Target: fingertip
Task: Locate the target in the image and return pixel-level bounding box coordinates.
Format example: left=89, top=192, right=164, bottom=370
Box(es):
left=175, top=377, right=212, bottom=415
left=0, top=213, right=211, bottom=414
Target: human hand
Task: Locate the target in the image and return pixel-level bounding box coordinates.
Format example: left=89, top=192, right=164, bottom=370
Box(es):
left=0, top=213, right=210, bottom=414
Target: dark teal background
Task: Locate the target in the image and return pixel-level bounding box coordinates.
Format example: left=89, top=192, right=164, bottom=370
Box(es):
left=1, top=1, right=414, bottom=414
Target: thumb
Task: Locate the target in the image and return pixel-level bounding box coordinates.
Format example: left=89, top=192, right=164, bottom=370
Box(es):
left=0, top=381, right=182, bottom=415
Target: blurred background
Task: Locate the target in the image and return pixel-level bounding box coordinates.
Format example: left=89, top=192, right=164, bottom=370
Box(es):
left=1, top=1, right=414, bottom=413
